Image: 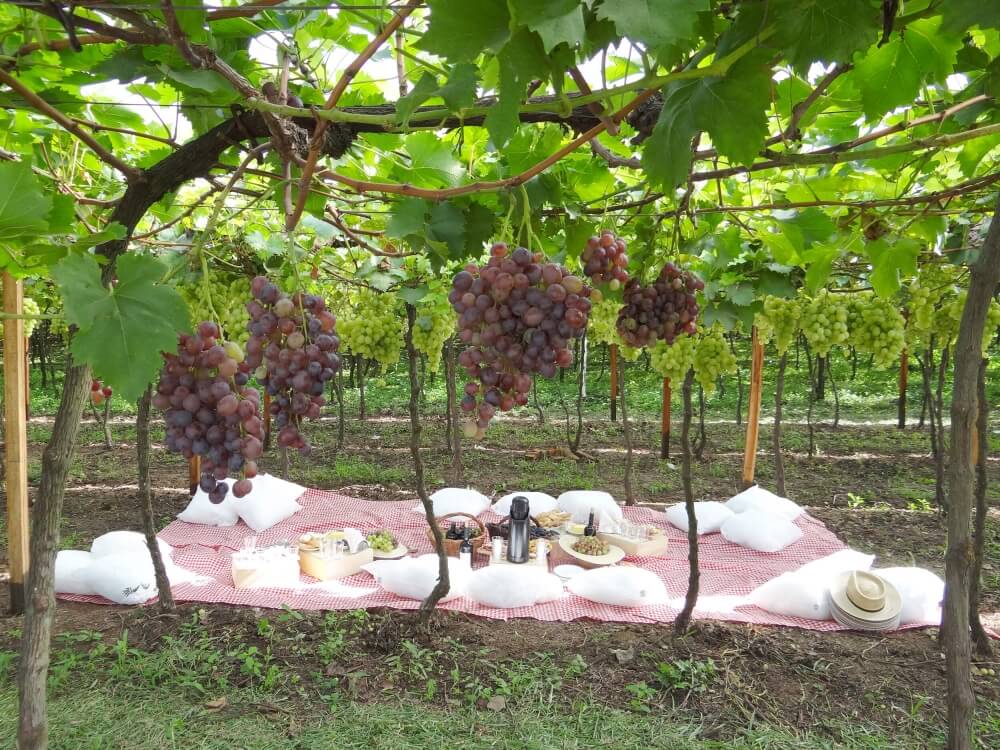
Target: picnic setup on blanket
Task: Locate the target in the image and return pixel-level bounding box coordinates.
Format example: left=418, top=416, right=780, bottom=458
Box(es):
left=54, top=476, right=943, bottom=632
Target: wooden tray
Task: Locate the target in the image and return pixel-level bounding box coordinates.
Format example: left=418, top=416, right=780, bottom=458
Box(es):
left=597, top=529, right=668, bottom=556
left=299, top=547, right=373, bottom=580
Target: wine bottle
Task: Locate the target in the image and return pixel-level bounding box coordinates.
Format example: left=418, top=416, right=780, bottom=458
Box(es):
left=584, top=510, right=597, bottom=537
left=459, top=528, right=473, bottom=568
left=446, top=522, right=459, bottom=540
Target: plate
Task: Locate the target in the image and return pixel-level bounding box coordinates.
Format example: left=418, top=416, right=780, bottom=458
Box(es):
left=557, top=535, right=625, bottom=567
left=554, top=564, right=586, bottom=581
left=372, top=543, right=408, bottom=560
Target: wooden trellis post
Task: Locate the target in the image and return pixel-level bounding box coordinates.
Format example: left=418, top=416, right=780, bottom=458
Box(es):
left=741, top=327, right=764, bottom=488
left=188, top=455, right=200, bottom=496
left=897, top=348, right=908, bottom=429
left=609, top=343, right=618, bottom=422
left=661, top=377, right=671, bottom=458
left=4, top=272, right=30, bottom=614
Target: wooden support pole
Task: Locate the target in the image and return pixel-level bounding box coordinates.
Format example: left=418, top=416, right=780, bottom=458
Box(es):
left=661, top=377, right=671, bottom=459
left=4, top=272, right=30, bottom=614
left=898, top=347, right=908, bottom=429
left=609, top=344, right=618, bottom=422
left=188, top=455, right=200, bottom=496
left=741, top=326, right=764, bottom=488
left=23, top=339, right=30, bottom=419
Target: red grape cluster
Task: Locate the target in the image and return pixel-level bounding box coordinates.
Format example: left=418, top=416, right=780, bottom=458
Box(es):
left=90, top=378, right=112, bottom=406
left=243, top=276, right=340, bottom=456
left=581, top=231, right=629, bottom=289
left=616, top=262, right=704, bottom=348
left=154, top=322, right=263, bottom=502
left=450, top=243, right=593, bottom=437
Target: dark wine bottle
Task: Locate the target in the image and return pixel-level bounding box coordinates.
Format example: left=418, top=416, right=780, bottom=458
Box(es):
left=584, top=510, right=597, bottom=537
left=446, top=522, right=459, bottom=540
left=459, top=529, right=473, bottom=568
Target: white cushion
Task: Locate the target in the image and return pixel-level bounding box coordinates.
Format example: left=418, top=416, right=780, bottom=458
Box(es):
left=874, top=567, right=944, bottom=625
left=85, top=553, right=158, bottom=605
left=54, top=550, right=97, bottom=595
left=231, top=475, right=303, bottom=532
left=726, top=485, right=803, bottom=520
left=90, top=530, right=172, bottom=561
left=720, top=509, right=802, bottom=553
left=567, top=567, right=668, bottom=607
left=178, top=479, right=240, bottom=526
left=557, top=490, right=622, bottom=525
left=466, top=565, right=563, bottom=609
left=413, top=487, right=491, bottom=518
left=664, top=501, right=733, bottom=534
left=748, top=550, right=875, bottom=621
left=362, top=554, right=470, bottom=602
left=491, top=491, right=557, bottom=517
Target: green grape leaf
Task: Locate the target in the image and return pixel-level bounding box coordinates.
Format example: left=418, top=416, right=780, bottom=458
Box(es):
left=596, top=0, right=710, bottom=49
left=509, top=0, right=586, bottom=53
left=0, top=162, right=51, bottom=241
left=387, top=198, right=430, bottom=239
left=775, top=0, right=879, bottom=69
left=403, top=132, right=463, bottom=187
left=780, top=208, right=837, bottom=252
left=427, top=201, right=467, bottom=259
left=853, top=18, right=962, bottom=120
left=802, top=243, right=841, bottom=293
left=437, top=63, right=479, bottom=111
left=395, top=73, right=440, bottom=126
left=68, top=222, right=127, bottom=252
left=46, top=194, right=77, bottom=234
left=726, top=283, right=755, bottom=306
left=52, top=253, right=189, bottom=401
left=641, top=80, right=699, bottom=189
left=942, top=0, right=1000, bottom=33
left=484, top=50, right=521, bottom=149
left=398, top=284, right=429, bottom=305
left=417, top=0, right=511, bottom=61
left=463, top=201, right=496, bottom=253
left=160, top=66, right=231, bottom=94
left=867, top=237, right=920, bottom=298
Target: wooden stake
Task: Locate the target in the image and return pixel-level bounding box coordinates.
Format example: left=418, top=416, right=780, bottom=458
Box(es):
left=188, top=455, right=200, bottom=496
left=609, top=344, right=618, bottom=422
left=661, top=377, right=671, bottom=459
left=3, top=272, right=29, bottom=614
left=23, top=339, right=30, bottom=419
left=898, top=347, right=908, bottom=429
left=741, top=327, right=764, bottom=488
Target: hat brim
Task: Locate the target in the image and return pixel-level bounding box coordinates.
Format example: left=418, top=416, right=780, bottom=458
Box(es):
left=829, top=570, right=902, bottom=622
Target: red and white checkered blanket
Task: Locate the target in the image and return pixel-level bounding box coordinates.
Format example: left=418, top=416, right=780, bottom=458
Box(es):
left=57, top=489, right=926, bottom=630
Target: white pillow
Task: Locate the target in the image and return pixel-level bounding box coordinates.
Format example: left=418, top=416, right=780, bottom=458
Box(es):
left=664, top=501, right=733, bottom=534
left=85, top=553, right=157, bottom=605
left=557, top=490, right=622, bottom=525
left=567, top=567, right=668, bottom=607
left=177, top=480, right=240, bottom=526
left=466, top=565, right=563, bottom=609
left=797, top=549, right=875, bottom=578
left=90, top=530, right=173, bottom=561
left=726, top=485, right=803, bottom=520
left=231, top=476, right=303, bottom=532
left=720, top=509, right=802, bottom=553
left=55, top=550, right=97, bottom=595
left=491, top=491, right=557, bottom=517
left=362, top=554, right=470, bottom=602
left=749, top=549, right=876, bottom=621
left=875, top=567, right=944, bottom=625
left=414, top=487, right=490, bottom=518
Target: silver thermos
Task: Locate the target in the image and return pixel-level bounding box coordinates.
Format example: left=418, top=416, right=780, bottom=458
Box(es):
left=506, top=495, right=530, bottom=564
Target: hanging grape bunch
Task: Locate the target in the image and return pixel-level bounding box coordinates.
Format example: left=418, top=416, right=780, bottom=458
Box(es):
left=154, top=322, right=263, bottom=502
left=450, top=243, right=593, bottom=437
left=581, top=230, right=629, bottom=290
left=89, top=378, right=113, bottom=406
left=616, top=262, right=703, bottom=348
left=243, top=276, right=340, bottom=456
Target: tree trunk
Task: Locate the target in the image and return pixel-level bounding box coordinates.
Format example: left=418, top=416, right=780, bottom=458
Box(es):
left=136, top=386, right=174, bottom=612
left=619, top=355, right=635, bottom=505
left=674, top=369, right=698, bottom=635
left=405, top=305, right=449, bottom=618
left=850, top=345, right=858, bottom=380
left=773, top=353, right=787, bottom=497
left=936, top=345, right=950, bottom=512
left=814, top=355, right=826, bottom=400
left=943, top=199, right=1000, bottom=750
left=17, top=361, right=92, bottom=750
left=570, top=333, right=586, bottom=453
left=970, top=357, right=992, bottom=657
left=531, top=378, right=544, bottom=425
left=693, top=384, right=707, bottom=459
left=827, top=356, right=840, bottom=428
left=444, top=338, right=463, bottom=483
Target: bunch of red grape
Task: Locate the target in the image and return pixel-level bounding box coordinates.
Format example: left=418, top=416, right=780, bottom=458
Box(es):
left=90, top=378, right=112, bottom=406
left=581, top=231, right=629, bottom=289
left=243, top=276, right=340, bottom=456
left=616, top=262, right=704, bottom=348
left=154, top=322, right=263, bottom=502
left=450, top=242, right=593, bottom=437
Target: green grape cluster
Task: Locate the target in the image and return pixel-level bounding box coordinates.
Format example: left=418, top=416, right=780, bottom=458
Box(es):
left=905, top=264, right=960, bottom=347
left=755, top=296, right=800, bottom=355
left=848, top=292, right=906, bottom=369
left=649, top=333, right=697, bottom=383
left=411, top=297, right=456, bottom=373
left=693, top=325, right=737, bottom=394
left=366, top=529, right=397, bottom=552
left=587, top=297, right=621, bottom=345
left=799, top=289, right=850, bottom=356
left=338, top=288, right=404, bottom=368
left=3, top=297, right=41, bottom=339
left=943, top=292, right=1000, bottom=355
left=179, top=276, right=251, bottom=346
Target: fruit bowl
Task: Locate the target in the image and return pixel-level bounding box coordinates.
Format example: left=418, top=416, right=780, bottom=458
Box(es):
left=557, top=534, right=625, bottom=568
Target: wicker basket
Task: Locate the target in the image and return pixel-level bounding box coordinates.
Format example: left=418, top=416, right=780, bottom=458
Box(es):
left=426, top=512, right=488, bottom=556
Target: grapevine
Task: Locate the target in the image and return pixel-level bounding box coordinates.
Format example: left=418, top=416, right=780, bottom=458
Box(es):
left=616, top=262, right=703, bottom=348
left=755, top=296, right=800, bottom=355
left=337, top=288, right=404, bottom=369
left=410, top=295, right=456, bottom=373
left=944, top=291, right=1000, bottom=355
left=692, top=325, right=737, bottom=394
left=649, top=333, right=697, bottom=384
left=799, top=289, right=850, bottom=356
left=848, top=292, right=906, bottom=369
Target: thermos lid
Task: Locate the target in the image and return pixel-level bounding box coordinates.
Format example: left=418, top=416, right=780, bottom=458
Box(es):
left=510, top=495, right=530, bottom=520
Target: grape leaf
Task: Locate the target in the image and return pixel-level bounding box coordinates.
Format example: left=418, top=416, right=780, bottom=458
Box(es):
left=51, top=253, right=189, bottom=401
left=596, top=0, right=709, bottom=49
left=398, top=284, right=429, bottom=305
left=775, top=0, right=879, bottom=69
left=417, top=0, right=511, bottom=61
left=437, top=63, right=479, bottom=111
left=866, top=237, right=920, bottom=297
left=463, top=201, right=496, bottom=253
left=509, top=0, right=586, bottom=53
left=427, top=201, right=466, bottom=258
left=853, top=18, right=962, bottom=120
left=387, top=198, right=430, bottom=239
left=942, top=0, right=1000, bottom=33
left=641, top=80, right=699, bottom=189
left=802, top=244, right=842, bottom=293
left=484, top=51, right=521, bottom=149
left=395, top=73, right=440, bottom=126
left=402, top=132, right=463, bottom=187
left=0, top=162, right=51, bottom=241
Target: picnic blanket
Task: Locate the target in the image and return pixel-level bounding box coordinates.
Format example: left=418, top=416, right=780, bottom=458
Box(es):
left=58, top=489, right=917, bottom=630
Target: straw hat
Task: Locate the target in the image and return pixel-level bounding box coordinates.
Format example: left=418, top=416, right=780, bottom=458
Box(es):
left=828, top=570, right=902, bottom=631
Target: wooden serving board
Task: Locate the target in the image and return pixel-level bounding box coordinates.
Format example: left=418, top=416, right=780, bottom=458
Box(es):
left=596, top=530, right=668, bottom=557
left=299, top=547, right=373, bottom=580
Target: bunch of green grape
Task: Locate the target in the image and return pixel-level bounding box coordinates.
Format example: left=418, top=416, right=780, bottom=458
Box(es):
left=22, top=297, right=40, bottom=338
left=366, top=529, right=397, bottom=553
left=587, top=296, right=640, bottom=360
left=649, top=332, right=697, bottom=384
left=799, top=289, right=850, bottom=356
left=848, top=291, right=906, bottom=369
left=411, top=296, right=456, bottom=373
left=693, top=325, right=737, bottom=394
left=755, top=295, right=800, bottom=355
left=905, top=264, right=960, bottom=347
left=179, top=276, right=251, bottom=346
left=943, top=292, right=1000, bottom=355
left=337, top=288, right=404, bottom=368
